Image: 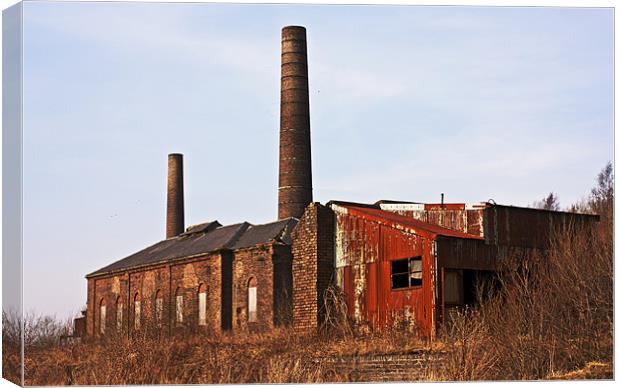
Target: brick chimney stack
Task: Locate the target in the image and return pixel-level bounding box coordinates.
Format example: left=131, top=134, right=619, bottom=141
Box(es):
left=166, top=153, right=185, bottom=238
left=278, top=25, right=313, bottom=220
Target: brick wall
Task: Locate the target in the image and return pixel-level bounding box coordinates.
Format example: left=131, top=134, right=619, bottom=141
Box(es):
left=87, top=253, right=224, bottom=338
left=85, top=243, right=292, bottom=337
left=291, top=202, right=335, bottom=331
left=231, top=245, right=274, bottom=331
left=169, top=255, right=222, bottom=334
left=86, top=278, right=95, bottom=336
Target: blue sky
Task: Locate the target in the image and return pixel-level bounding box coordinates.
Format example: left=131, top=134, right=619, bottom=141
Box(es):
left=19, top=2, right=613, bottom=318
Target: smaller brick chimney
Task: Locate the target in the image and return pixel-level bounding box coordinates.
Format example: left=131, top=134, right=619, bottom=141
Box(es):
left=166, top=153, right=185, bottom=238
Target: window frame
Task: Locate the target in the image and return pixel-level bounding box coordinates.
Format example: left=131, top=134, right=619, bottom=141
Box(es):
left=390, top=256, right=423, bottom=291
left=99, top=299, right=106, bottom=335
left=155, top=290, right=164, bottom=326
left=134, top=293, right=141, bottom=330
left=116, top=296, right=123, bottom=332
left=247, top=277, right=257, bottom=323
left=198, top=284, right=207, bottom=326
left=175, top=288, right=184, bottom=325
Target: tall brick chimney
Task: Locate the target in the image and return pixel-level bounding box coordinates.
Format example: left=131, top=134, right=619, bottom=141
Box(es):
left=278, top=25, right=313, bottom=220
left=166, top=153, right=185, bottom=238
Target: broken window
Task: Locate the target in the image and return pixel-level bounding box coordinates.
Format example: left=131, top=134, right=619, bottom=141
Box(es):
left=176, top=288, right=184, bottom=324
left=116, top=297, right=123, bottom=332
left=134, top=293, right=141, bottom=330
left=155, top=290, right=163, bottom=326
left=198, top=284, right=207, bottom=326
left=99, top=299, right=106, bottom=335
left=248, top=278, right=257, bottom=323
left=391, top=256, right=423, bottom=290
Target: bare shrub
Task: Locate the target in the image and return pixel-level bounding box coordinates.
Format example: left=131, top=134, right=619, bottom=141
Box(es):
left=2, top=310, right=23, bottom=385
left=320, top=285, right=353, bottom=337
left=443, top=163, right=614, bottom=380
left=24, top=312, right=73, bottom=349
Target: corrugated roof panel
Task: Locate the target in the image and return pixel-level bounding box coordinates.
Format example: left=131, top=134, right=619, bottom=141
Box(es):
left=335, top=204, right=484, bottom=240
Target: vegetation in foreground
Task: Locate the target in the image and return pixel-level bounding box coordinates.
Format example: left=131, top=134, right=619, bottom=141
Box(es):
left=3, top=164, right=613, bottom=385
left=7, top=324, right=439, bottom=385
left=442, top=163, right=613, bottom=381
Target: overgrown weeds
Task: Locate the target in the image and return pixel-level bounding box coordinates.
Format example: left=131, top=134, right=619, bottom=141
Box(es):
left=442, top=163, right=614, bottom=381
left=18, top=325, right=431, bottom=385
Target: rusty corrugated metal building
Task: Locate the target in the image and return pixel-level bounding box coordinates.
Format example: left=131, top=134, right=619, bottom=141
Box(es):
left=290, top=200, right=598, bottom=338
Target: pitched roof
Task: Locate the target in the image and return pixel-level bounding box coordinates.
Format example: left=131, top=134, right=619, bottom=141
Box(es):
left=87, top=218, right=298, bottom=277
left=183, top=221, right=222, bottom=235
left=231, top=218, right=297, bottom=249
left=332, top=204, right=484, bottom=240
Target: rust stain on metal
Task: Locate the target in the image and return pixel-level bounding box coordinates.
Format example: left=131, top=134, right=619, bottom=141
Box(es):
left=331, top=204, right=479, bottom=337
left=379, top=202, right=488, bottom=238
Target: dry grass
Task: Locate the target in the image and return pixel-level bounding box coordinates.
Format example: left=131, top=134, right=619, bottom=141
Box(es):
left=17, top=327, right=433, bottom=385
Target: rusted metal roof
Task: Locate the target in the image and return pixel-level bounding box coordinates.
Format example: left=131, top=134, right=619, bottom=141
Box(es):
left=332, top=204, right=484, bottom=240
left=87, top=218, right=298, bottom=277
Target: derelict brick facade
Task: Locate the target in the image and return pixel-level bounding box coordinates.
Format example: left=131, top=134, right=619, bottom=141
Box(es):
left=87, top=254, right=222, bottom=337
left=291, top=203, right=335, bottom=331
left=232, top=246, right=272, bottom=331
left=86, top=245, right=293, bottom=337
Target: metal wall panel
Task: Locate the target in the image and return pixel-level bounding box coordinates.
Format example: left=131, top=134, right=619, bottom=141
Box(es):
left=333, top=208, right=437, bottom=336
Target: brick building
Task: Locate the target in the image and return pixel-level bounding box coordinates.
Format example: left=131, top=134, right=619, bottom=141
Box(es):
left=77, top=25, right=598, bottom=339
left=84, top=218, right=296, bottom=337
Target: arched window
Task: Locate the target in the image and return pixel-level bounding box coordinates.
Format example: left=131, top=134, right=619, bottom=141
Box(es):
left=155, top=290, right=164, bottom=326
left=116, top=296, right=123, bottom=332
left=175, top=287, right=183, bottom=324
left=99, top=299, right=106, bottom=335
left=134, top=293, right=141, bottom=330
left=198, top=284, right=207, bottom=326
left=248, top=277, right=257, bottom=323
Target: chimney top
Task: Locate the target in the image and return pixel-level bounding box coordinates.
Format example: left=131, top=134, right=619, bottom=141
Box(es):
left=282, top=25, right=306, bottom=31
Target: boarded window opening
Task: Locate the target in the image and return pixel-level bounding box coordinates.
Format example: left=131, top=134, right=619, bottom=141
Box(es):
left=391, top=256, right=423, bottom=290
left=248, top=278, right=257, bottom=323
left=99, top=300, right=106, bottom=335
left=176, top=288, right=184, bottom=324
left=116, top=297, right=123, bottom=332
left=198, top=284, right=207, bottom=326
left=134, top=293, right=141, bottom=330
left=155, top=290, right=163, bottom=326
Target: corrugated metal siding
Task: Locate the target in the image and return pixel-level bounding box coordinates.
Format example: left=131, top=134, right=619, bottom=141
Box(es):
left=379, top=203, right=487, bottom=237
left=333, top=207, right=436, bottom=336
left=483, top=205, right=599, bottom=249
left=436, top=237, right=498, bottom=271
left=335, top=211, right=380, bottom=268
